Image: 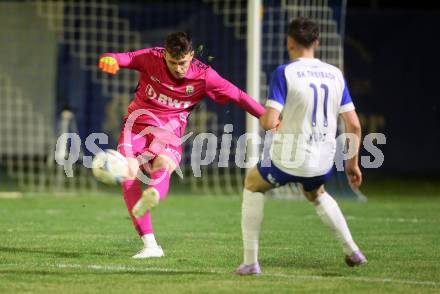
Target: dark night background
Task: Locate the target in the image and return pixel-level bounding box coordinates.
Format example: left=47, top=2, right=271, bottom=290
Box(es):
left=345, top=0, right=440, bottom=176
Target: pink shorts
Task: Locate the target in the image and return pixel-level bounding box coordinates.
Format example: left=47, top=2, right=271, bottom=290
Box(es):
left=117, top=122, right=183, bottom=167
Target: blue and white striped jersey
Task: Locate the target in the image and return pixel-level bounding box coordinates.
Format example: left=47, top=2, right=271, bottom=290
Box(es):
left=267, top=58, right=355, bottom=177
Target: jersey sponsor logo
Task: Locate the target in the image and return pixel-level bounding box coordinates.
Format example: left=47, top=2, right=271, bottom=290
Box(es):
left=146, top=83, right=158, bottom=99
left=145, top=83, right=191, bottom=109
left=185, top=85, right=194, bottom=95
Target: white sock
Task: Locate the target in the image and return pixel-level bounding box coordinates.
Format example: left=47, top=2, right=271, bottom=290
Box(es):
left=314, top=192, right=359, bottom=255
left=141, top=233, right=158, bottom=248
left=242, top=188, right=265, bottom=265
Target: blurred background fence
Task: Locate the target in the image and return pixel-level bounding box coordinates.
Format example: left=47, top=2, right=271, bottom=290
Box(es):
left=0, top=0, right=348, bottom=196
left=1, top=0, right=438, bottom=196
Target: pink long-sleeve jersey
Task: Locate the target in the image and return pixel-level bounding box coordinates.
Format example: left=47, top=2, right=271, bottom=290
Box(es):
left=101, top=47, right=265, bottom=137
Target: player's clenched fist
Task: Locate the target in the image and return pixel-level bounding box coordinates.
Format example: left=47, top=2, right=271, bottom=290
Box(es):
left=99, top=56, right=119, bottom=74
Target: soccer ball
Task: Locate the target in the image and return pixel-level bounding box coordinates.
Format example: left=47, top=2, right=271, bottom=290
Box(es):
left=92, top=149, right=129, bottom=185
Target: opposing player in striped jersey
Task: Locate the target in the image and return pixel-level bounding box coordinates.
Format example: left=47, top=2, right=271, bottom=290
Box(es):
left=99, top=32, right=265, bottom=259
left=235, top=18, right=366, bottom=275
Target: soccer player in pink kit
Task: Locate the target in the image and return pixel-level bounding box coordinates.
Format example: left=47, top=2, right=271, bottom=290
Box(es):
left=98, top=32, right=265, bottom=258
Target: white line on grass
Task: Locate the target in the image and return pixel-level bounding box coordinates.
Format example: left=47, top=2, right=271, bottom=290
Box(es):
left=305, top=215, right=440, bottom=224
left=0, top=192, right=23, bottom=199
left=271, top=272, right=439, bottom=287
left=346, top=216, right=440, bottom=224
left=1, top=262, right=437, bottom=287
left=3, top=262, right=436, bottom=287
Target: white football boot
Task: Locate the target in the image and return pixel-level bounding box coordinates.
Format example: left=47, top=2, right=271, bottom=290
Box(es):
left=132, top=245, right=164, bottom=259
left=132, top=188, right=160, bottom=218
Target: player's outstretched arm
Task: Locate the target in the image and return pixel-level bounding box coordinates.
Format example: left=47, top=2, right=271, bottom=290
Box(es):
left=98, top=48, right=151, bottom=74
left=341, top=110, right=362, bottom=188
left=234, top=89, right=266, bottom=118
left=205, top=69, right=265, bottom=118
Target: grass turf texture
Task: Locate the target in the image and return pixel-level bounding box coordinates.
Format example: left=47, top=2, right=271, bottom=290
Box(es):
left=0, top=190, right=439, bottom=293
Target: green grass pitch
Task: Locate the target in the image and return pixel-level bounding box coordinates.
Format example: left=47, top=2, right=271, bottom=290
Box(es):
left=0, top=186, right=439, bottom=293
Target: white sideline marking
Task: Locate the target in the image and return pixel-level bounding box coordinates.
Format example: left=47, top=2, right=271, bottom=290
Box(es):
left=345, top=216, right=440, bottom=224
left=305, top=215, right=440, bottom=224
left=56, top=263, right=439, bottom=286
left=272, top=273, right=439, bottom=287
left=2, top=263, right=436, bottom=287
left=0, top=192, right=23, bottom=199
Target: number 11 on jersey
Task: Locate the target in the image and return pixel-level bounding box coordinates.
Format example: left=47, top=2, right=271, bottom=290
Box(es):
left=310, top=83, right=329, bottom=128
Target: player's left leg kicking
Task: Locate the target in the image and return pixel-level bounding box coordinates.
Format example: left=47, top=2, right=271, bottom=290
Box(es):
left=118, top=125, right=181, bottom=259
left=121, top=156, right=165, bottom=259
left=132, top=154, right=177, bottom=218
left=129, top=154, right=176, bottom=259
left=118, top=135, right=164, bottom=258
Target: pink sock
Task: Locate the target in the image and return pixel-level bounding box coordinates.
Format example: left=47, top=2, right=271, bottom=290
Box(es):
left=122, top=179, right=153, bottom=236
left=149, top=168, right=171, bottom=200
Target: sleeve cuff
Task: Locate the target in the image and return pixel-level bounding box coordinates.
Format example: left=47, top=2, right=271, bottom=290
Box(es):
left=265, top=99, right=284, bottom=112
left=339, top=102, right=355, bottom=113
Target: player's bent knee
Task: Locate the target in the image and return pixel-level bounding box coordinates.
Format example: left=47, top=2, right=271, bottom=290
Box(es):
left=245, top=167, right=273, bottom=192
left=244, top=175, right=259, bottom=192
left=151, top=155, right=176, bottom=174
left=302, top=186, right=324, bottom=202
left=244, top=175, right=266, bottom=192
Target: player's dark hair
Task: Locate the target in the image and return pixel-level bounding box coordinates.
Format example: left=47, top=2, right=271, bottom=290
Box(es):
left=287, top=17, right=319, bottom=48
left=165, top=32, right=193, bottom=58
